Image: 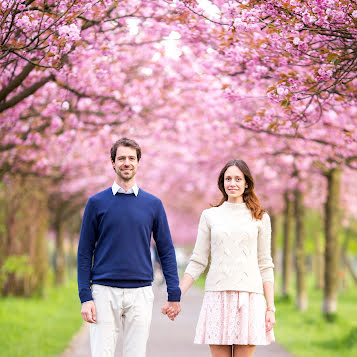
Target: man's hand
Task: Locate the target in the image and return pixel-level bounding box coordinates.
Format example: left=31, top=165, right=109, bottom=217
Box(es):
left=81, top=300, right=97, bottom=323
left=161, top=301, right=181, bottom=321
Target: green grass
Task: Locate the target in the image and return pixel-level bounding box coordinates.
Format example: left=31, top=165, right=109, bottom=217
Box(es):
left=274, top=280, right=357, bottom=357
left=0, top=280, right=83, bottom=357
left=194, top=274, right=357, bottom=356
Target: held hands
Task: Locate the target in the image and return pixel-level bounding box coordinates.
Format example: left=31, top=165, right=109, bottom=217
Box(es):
left=161, top=301, right=181, bottom=321
left=265, top=310, right=275, bottom=332
left=81, top=300, right=97, bottom=323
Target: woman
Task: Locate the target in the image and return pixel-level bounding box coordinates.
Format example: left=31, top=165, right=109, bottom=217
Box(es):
left=166, top=159, right=275, bottom=357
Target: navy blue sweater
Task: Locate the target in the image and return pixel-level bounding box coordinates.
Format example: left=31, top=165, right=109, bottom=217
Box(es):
left=77, top=188, right=181, bottom=303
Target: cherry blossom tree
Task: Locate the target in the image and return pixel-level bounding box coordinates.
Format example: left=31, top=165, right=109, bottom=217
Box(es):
left=1, top=1, right=356, bottom=319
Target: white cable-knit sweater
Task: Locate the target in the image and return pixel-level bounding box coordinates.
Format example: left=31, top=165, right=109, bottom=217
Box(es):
left=185, top=201, right=274, bottom=295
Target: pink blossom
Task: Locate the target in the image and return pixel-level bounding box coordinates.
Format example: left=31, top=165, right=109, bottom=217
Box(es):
left=16, top=15, right=31, bottom=28
left=293, top=37, right=300, bottom=45
left=58, top=23, right=81, bottom=41
left=1, top=0, right=357, bottom=224
left=62, top=101, right=70, bottom=110
left=50, top=117, right=63, bottom=131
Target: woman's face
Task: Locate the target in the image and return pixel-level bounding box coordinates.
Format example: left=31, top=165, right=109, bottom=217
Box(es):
left=224, top=165, right=247, bottom=202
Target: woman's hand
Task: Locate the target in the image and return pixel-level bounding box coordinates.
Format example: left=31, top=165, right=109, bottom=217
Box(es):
left=265, top=310, right=275, bottom=332
left=161, top=302, right=181, bottom=321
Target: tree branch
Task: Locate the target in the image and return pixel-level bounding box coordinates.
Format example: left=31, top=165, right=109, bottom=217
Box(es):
left=0, top=74, right=55, bottom=113
left=0, top=62, right=35, bottom=102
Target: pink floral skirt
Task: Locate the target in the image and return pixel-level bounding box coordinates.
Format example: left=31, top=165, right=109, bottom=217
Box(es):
left=194, top=291, right=275, bottom=346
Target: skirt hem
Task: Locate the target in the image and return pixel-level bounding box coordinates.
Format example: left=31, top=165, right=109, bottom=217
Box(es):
left=194, top=342, right=275, bottom=346
left=194, top=291, right=275, bottom=345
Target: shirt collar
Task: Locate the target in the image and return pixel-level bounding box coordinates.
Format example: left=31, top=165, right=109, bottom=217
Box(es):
left=112, top=181, right=139, bottom=196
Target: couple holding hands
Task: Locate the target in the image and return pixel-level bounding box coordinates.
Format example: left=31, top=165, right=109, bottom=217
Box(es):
left=77, top=138, right=275, bottom=357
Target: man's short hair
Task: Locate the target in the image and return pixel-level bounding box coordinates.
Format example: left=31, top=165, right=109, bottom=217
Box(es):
left=110, top=138, right=142, bottom=162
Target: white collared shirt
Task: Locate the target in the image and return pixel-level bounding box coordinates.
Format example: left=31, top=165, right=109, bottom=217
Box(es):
left=112, top=181, right=139, bottom=196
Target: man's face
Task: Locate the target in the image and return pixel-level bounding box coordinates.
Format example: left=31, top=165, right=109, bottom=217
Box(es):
left=112, top=146, right=138, bottom=181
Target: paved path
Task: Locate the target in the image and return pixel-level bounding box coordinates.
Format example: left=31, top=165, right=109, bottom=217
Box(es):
left=61, top=284, right=294, bottom=357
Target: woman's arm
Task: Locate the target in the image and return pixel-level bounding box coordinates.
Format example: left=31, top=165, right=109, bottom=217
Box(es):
left=264, top=280, right=276, bottom=332
left=162, top=211, right=210, bottom=320
left=258, top=214, right=276, bottom=331
left=162, top=273, right=195, bottom=319
left=263, top=281, right=275, bottom=310
left=179, top=273, right=195, bottom=298
left=257, top=213, right=275, bottom=284
left=183, top=210, right=211, bottom=282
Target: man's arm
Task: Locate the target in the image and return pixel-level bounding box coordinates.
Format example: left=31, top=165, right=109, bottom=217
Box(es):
left=152, top=200, right=181, bottom=316
left=77, top=198, right=98, bottom=304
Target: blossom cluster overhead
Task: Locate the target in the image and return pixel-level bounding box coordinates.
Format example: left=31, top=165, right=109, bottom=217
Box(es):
left=1, top=0, right=357, bottom=237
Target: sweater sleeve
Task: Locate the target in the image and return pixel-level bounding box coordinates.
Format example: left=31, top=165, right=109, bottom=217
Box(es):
left=257, top=213, right=274, bottom=283
left=77, top=198, right=98, bottom=303
left=184, top=210, right=211, bottom=281
left=153, top=200, right=181, bottom=302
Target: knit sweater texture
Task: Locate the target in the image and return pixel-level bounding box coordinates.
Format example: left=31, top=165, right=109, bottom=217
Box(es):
left=185, top=201, right=274, bottom=294
left=77, top=188, right=181, bottom=303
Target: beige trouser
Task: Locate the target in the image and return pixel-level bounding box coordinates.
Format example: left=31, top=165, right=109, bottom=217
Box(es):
left=90, top=284, right=154, bottom=357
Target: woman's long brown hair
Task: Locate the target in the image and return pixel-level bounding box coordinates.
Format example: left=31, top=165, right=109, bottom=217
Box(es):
left=214, top=159, right=265, bottom=220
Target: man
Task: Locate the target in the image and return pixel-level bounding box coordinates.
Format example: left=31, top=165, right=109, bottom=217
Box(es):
left=77, top=137, right=181, bottom=357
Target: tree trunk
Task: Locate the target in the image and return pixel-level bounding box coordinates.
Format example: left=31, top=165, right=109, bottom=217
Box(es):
left=342, top=254, right=357, bottom=286
left=323, top=167, right=341, bottom=320
left=25, top=224, right=37, bottom=297
left=55, top=219, right=66, bottom=285
left=2, top=194, right=22, bottom=296
left=313, top=233, right=324, bottom=289
left=270, top=214, right=278, bottom=280
left=68, top=232, right=77, bottom=277
left=295, top=189, right=307, bottom=311
left=1, top=177, right=50, bottom=297
left=282, top=192, right=294, bottom=299
left=32, top=213, right=49, bottom=297
left=340, top=228, right=357, bottom=286
left=34, top=230, right=48, bottom=296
